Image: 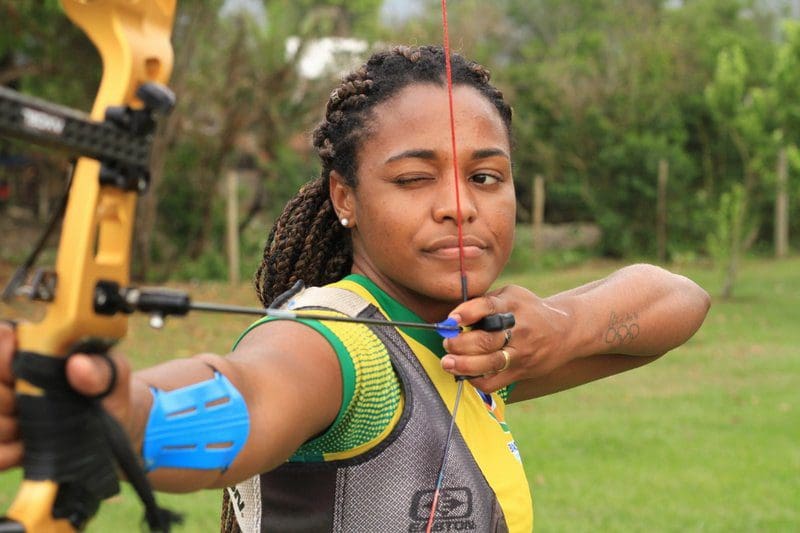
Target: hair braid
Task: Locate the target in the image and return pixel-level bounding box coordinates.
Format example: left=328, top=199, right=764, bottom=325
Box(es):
left=220, top=492, right=239, bottom=533
left=254, top=178, right=350, bottom=307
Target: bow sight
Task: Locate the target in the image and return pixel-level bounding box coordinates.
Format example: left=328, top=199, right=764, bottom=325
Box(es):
left=1, top=83, right=175, bottom=304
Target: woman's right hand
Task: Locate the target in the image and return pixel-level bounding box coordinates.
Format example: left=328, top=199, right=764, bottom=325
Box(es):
left=0, top=321, right=133, bottom=471
left=0, top=321, right=22, bottom=469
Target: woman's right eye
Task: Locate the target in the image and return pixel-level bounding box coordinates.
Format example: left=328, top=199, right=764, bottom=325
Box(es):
left=393, top=175, right=431, bottom=186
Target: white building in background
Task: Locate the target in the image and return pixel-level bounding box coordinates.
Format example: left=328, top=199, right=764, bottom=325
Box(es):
left=220, top=0, right=369, bottom=80
left=285, top=36, right=368, bottom=80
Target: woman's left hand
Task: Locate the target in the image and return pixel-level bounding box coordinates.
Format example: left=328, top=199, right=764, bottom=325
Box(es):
left=441, top=285, right=574, bottom=393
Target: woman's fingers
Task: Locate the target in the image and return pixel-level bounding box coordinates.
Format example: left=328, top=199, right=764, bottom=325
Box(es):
left=66, top=353, right=116, bottom=398
left=448, top=294, right=504, bottom=332
left=444, top=326, right=508, bottom=356
left=0, top=438, right=23, bottom=470
left=441, top=347, right=513, bottom=377
left=0, top=324, right=21, bottom=468
left=0, top=323, right=19, bottom=467
left=0, top=323, right=16, bottom=387
left=0, top=323, right=133, bottom=470
left=0, top=384, right=16, bottom=417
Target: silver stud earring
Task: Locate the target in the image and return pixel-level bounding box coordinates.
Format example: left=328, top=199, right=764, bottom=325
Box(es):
left=340, top=217, right=349, bottom=227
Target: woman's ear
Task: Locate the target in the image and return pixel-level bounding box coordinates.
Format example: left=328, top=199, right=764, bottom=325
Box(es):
left=329, top=171, right=356, bottom=227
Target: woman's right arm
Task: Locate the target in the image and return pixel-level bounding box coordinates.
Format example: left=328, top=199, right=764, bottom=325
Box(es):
left=0, top=320, right=343, bottom=493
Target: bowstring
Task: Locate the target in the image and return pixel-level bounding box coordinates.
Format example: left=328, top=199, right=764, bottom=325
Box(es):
left=425, top=1, right=469, bottom=531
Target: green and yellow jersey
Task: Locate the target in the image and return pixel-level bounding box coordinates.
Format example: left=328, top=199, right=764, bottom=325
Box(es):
left=230, top=274, right=533, bottom=532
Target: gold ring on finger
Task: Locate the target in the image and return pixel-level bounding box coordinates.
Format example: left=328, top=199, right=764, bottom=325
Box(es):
left=499, top=349, right=511, bottom=373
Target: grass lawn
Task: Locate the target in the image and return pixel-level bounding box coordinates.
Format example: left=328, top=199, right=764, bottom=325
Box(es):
left=0, top=256, right=797, bottom=531
left=506, top=257, right=799, bottom=532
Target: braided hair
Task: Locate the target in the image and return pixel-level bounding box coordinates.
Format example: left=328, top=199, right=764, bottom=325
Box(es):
left=252, top=44, right=512, bottom=308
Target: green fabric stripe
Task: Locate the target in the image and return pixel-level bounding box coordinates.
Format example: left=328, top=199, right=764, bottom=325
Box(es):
left=344, top=274, right=446, bottom=358
left=495, top=382, right=516, bottom=399
left=233, top=315, right=356, bottom=453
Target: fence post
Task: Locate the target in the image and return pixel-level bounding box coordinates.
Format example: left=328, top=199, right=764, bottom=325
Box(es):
left=226, top=169, right=240, bottom=285
left=532, top=174, right=545, bottom=252
left=657, top=159, right=669, bottom=263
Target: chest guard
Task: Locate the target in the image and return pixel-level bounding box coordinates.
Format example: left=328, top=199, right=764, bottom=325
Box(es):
left=226, top=287, right=509, bottom=533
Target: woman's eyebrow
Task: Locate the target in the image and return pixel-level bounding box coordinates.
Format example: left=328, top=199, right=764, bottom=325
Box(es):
left=471, top=148, right=510, bottom=160
left=385, top=149, right=436, bottom=163
left=385, top=148, right=509, bottom=164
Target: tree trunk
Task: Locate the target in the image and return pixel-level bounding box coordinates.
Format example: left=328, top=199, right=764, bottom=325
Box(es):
left=531, top=174, right=545, bottom=252
left=188, top=15, right=249, bottom=261
left=775, top=146, right=789, bottom=258
left=226, top=169, right=240, bottom=285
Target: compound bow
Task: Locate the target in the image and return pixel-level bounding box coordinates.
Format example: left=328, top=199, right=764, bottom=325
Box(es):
left=0, top=1, right=176, bottom=531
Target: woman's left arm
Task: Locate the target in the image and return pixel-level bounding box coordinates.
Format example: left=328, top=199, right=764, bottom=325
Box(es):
left=442, top=264, right=711, bottom=401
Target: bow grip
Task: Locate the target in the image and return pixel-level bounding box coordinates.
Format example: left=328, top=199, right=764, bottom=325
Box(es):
left=471, top=313, right=515, bottom=332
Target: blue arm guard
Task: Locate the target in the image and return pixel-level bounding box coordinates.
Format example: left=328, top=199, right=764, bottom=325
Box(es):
left=143, top=372, right=250, bottom=471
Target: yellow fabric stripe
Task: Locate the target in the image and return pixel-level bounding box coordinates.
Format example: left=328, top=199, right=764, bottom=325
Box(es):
left=331, top=279, right=534, bottom=532
left=322, top=395, right=405, bottom=461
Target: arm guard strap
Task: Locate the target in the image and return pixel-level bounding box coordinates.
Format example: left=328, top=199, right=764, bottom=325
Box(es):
left=143, top=372, right=250, bottom=471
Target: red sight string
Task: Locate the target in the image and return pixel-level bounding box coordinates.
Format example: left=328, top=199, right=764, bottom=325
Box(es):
left=425, top=2, right=468, bottom=532
left=441, top=0, right=468, bottom=303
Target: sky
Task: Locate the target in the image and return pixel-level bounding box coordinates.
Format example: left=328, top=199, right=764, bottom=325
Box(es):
left=220, top=0, right=426, bottom=26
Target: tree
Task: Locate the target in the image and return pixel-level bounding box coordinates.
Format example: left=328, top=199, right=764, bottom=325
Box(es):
left=770, top=20, right=800, bottom=257
left=704, top=45, right=774, bottom=297
left=151, top=0, right=384, bottom=279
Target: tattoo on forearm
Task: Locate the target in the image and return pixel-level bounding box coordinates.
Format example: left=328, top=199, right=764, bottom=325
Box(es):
left=605, top=311, right=640, bottom=346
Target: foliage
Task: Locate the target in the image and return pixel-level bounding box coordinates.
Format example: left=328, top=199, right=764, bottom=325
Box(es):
left=418, top=0, right=793, bottom=260
left=0, top=0, right=101, bottom=106
left=146, top=0, right=377, bottom=277
left=772, top=20, right=800, bottom=146
left=2, top=0, right=800, bottom=280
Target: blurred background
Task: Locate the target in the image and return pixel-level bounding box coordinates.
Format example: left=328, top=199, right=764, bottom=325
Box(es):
left=0, top=1, right=798, bottom=531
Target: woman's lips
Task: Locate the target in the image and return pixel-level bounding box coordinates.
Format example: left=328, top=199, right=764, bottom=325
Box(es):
left=423, top=236, right=487, bottom=259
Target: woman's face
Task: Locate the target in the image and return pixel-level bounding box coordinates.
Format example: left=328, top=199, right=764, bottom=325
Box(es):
left=331, top=83, right=515, bottom=321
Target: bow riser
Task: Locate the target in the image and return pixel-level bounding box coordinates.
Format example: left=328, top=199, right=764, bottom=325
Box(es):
left=6, top=2, right=176, bottom=531
left=17, top=0, right=176, bottom=356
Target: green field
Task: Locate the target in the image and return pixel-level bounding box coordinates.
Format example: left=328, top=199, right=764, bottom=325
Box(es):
left=0, top=257, right=798, bottom=532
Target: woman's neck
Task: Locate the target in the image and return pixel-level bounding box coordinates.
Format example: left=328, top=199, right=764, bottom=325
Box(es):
left=349, top=264, right=457, bottom=324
